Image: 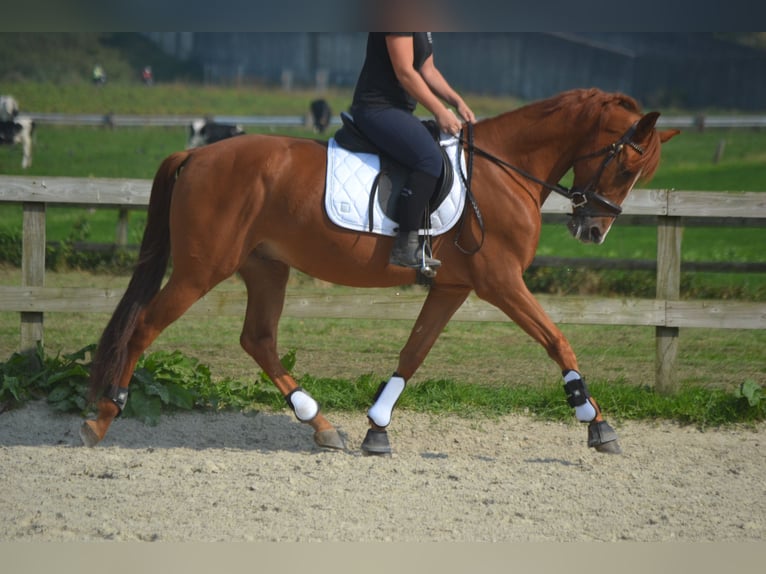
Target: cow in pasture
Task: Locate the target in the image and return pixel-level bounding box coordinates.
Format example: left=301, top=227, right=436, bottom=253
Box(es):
left=1, top=95, right=19, bottom=121
left=187, top=119, right=245, bottom=149
left=308, top=98, right=332, bottom=133
left=0, top=95, right=35, bottom=169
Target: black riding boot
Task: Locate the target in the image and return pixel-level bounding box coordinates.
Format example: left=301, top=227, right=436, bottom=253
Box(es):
left=389, top=230, right=441, bottom=269
left=389, top=170, right=441, bottom=269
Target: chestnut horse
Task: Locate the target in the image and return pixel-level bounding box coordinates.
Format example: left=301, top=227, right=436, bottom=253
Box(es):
left=82, top=88, right=678, bottom=455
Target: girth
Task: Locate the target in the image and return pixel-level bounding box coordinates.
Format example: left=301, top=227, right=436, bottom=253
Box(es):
left=333, top=112, right=455, bottom=232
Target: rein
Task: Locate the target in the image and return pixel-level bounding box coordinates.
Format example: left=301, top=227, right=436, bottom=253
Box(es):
left=453, top=122, right=484, bottom=254
left=455, top=121, right=645, bottom=234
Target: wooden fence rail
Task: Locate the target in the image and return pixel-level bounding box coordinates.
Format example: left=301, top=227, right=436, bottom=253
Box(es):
left=1, top=175, right=765, bottom=392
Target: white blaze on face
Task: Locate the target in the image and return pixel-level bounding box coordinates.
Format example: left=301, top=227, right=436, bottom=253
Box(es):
left=598, top=167, right=644, bottom=244
left=627, top=168, right=644, bottom=195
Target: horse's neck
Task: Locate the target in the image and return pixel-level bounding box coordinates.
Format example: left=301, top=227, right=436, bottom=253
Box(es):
left=476, top=108, right=588, bottom=193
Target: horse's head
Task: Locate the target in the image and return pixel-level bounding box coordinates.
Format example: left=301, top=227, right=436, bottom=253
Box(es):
left=567, top=97, right=679, bottom=244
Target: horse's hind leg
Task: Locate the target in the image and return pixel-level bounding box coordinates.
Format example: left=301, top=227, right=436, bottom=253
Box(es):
left=80, top=276, right=211, bottom=446
left=238, top=254, right=345, bottom=450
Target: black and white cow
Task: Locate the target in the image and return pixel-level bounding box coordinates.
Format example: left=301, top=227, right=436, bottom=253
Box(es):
left=0, top=95, right=35, bottom=169
left=1, top=95, right=19, bottom=121
left=187, top=119, right=245, bottom=149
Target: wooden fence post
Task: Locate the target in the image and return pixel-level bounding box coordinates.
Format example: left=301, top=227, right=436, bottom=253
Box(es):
left=655, top=214, right=682, bottom=393
left=116, top=207, right=129, bottom=247
left=21, top=202, right=46, bottom=353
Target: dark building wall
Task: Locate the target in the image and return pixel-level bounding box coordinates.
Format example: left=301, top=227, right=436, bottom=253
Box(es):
left=151, top=33, right=766, bottom=111
left=435, top=33, right=635, bottom=100
left=187, top=33, right=367, bottom=87
left=634, top=51, right=766, bottom=110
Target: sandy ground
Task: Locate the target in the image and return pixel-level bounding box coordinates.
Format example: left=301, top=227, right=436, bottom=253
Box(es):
left=0, top=400, right=764, bottom=542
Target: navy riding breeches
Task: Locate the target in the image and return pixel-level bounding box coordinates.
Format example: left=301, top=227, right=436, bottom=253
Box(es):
left=350, top=105, right=443, bottom=179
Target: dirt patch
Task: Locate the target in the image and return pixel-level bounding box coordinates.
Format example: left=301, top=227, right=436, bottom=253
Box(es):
left=0, top=400, right=764, bottom=542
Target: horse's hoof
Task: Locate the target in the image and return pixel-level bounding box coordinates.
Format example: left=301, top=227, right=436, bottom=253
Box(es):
left=361, top=429, right=392, bottom=456
left=587, top=420, right=622, bottom=455
left=313, top=429, right=346, bottom=451
left=79, top=421, right=102, bottom=448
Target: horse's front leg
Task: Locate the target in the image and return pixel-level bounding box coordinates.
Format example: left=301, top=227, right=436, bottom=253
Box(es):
left=238, top=254, right=345, bottom=451
left=361, top=285, right=471, bottom=455
left=476, top=274, right=621, bottom=454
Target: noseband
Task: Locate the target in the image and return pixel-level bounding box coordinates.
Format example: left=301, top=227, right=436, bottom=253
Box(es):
left=458, top=120, right=645, bottom=220
left=568, top=121, right=645, bottom=218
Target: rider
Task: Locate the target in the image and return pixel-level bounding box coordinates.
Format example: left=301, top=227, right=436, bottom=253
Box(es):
left=350, top=32, right=476, bottom=269
left=142, top=66, right=154, bottom=86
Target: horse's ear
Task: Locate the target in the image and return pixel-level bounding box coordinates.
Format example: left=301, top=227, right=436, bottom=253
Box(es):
left=635, top=111, right=679, bottom=143
left=659, top=128, right=681, bottom=143
left=634, top=111, right=661, bottom=141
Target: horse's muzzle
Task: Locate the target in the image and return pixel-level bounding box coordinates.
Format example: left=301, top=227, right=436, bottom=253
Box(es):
left=567, top=216, right=607, bottom=244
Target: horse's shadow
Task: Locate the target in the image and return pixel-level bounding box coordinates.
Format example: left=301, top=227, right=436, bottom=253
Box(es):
left=0, top=401, right=342, bottom=453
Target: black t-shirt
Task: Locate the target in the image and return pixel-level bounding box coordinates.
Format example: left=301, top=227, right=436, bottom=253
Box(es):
left=352, top=32, right=433, bottom=112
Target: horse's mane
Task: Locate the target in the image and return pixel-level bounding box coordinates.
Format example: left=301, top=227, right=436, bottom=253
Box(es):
left=504, top=88, right=663, bottom=183
left=531, top=87, right=636, bottom=117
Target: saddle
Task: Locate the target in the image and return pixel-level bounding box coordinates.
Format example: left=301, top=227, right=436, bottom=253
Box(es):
left=333, top=112, right=455, bottom=231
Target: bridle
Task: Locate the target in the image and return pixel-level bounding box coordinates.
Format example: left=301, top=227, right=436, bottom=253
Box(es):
left=452, top=120, right=645, bottom=254
left=567, top=121, right=645, bottom=218
left=461, top=120, right=644, bottom=217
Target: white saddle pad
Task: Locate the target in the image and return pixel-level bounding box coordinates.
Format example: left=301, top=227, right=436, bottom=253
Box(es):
left=324, top=134, right=466, bottom=236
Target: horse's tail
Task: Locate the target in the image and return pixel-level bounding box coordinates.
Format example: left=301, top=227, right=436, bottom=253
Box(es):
left=87, top=151, right=190, bottom=403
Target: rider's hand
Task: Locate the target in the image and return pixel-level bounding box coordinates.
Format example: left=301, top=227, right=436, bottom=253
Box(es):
left=436, top=107, right=462, bottom=137
left=456, top=101, right=476, bottom=125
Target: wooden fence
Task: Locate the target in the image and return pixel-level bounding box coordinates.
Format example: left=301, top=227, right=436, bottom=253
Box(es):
left=1, top=175, right=765, bottom=393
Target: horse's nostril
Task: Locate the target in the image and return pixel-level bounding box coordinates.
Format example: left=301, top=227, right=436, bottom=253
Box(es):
left=590, top=227, right=602, bottom=243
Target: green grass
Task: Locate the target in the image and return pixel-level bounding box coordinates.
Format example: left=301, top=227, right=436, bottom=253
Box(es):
left=7, top=81, right=356, bottom=117
left=648, top=128, right=766, bottom=191
left=0, top=34, right=202, bottom=85
left=294, top=375, right=764, bottom=428
left=1, top=290, right=764, bottom=426
left=0, top=122, right=327, bottom=178
left=2, top=78, right=520, bottom=118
